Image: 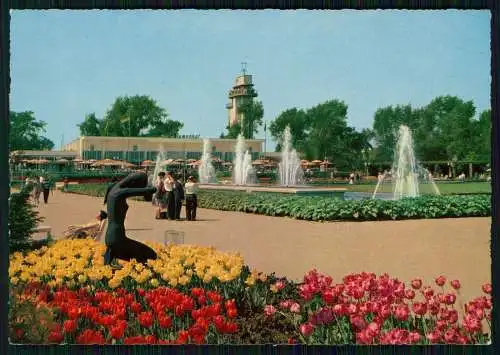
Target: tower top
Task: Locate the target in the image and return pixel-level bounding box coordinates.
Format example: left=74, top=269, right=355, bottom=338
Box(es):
left=241, top=61, right=247, bottom=76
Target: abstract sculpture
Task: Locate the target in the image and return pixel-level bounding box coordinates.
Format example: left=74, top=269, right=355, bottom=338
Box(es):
left=103, top=172, right=157, bottom=265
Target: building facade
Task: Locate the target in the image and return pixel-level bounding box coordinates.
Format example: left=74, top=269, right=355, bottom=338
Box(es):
left=226, top=70, right=258, bottom=127
left=62, top=136, right=264, bottom=163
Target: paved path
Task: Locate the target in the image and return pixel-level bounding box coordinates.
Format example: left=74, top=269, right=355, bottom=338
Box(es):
left=35, top=190, right=491, bottom=302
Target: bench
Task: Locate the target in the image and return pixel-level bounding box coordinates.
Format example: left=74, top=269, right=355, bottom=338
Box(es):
left=33, top=226, right=52, bottom=238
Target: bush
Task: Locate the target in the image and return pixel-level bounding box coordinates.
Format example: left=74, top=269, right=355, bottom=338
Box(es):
left=195, top=191, right=491, bottom=221
left=8, top=186, right=44, bottom=253
left=63, top=183, right=491, bottom=221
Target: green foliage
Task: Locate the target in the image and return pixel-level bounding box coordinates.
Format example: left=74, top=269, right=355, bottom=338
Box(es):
left=77, top=113, right=101, bottom=136
left=77, top=95, right=184, bottom=138
left=9, top=111, right=55, bottom=151
left=371, top=96, right=491, bottom=165
left=195, top=191, right=490, bottom=221
left=222, top=122, right=243, bottom=139
left=64, top=183, right=108, bottom=197
left=238, top=100, right=264, bottom=139
left=223, top=100, right=264, bottom=139
left=8, top=186, right=44, bottom=252
left=269, top=100, right=373, bottom=168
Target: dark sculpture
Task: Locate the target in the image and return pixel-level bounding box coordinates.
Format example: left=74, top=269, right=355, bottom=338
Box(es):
left=103, top=172, right=158, bottom=265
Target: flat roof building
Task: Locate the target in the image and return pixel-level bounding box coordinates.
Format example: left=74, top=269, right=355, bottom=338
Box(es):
left=61, top=136, right=264, bottom=163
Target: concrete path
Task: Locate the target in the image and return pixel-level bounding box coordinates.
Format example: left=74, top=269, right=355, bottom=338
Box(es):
left=35, top=190, right=491, bottom=302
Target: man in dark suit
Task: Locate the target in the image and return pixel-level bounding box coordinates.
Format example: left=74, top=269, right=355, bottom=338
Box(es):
left=172, top=175, right=185, bottom=220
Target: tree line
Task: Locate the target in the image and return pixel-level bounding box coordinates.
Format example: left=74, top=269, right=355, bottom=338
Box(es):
left=268, top=95, right=490, bottom=170
left=9, top=94, right=491, bottom=173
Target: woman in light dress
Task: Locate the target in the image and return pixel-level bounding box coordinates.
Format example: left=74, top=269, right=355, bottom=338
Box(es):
left=153, top=172, right=168, bottom=219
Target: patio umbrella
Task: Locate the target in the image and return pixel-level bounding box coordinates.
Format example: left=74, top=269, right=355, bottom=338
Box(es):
left=141, top=160, right=155, bottom=167
left=33, top=159, right=49, bottom=164
left=92, top=159, right=123, bottom=167
left=54, top=158, right=69, bottom=164
left=120, top=161, right=136, bottom=169
left=159, top=159, right=175, bottom=166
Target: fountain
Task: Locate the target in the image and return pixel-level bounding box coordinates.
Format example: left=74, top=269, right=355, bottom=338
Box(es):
left=198, top=139, right=216, bottom=184
left=371, top=125, right=441, bottom=200
left=278, top=126, right=304, bottom=186
left=149, top=145, right=168, bottom=186
left=232, top=134, right=256, bottom=186
left=198, top=131, right=346, bottom=198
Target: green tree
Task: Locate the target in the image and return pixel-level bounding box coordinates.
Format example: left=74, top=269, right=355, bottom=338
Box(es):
left=77, top=95, right=184, bottom=137
left=371, top=104, right=420, bottom=163
left=469, top=109, right=491, bottom=162
left=78, top=113, right=102, bottom=136
left=238, top=100, right=264, bottom=139
left=306, top=99, right=349, bottom=161
left=269, top=99, right=371, bottom=169
left=423, top=96, right=476, bottom=161
left=9, top=111, right=54, bottom=151
left=269, top=108, right=309, bottom=153
left=221, top=122, right=243, bottom=139
left=9, top=185, right=44, bottom=252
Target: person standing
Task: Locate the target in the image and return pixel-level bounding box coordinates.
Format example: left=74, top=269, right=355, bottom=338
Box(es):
left=172, top=175, right=185, bottom=220
left=185, top=176, right=199, bottom=221
left=165, top=171, right=175, bottom=220
left=153, top=172, right=167, bottom=219
left=41, top=176, right=52, bottom=204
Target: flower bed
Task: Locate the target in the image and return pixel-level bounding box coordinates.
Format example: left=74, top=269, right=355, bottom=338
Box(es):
left=9, top=239, right=491, bottom=344
left=64, top=184, right=491, bottom=221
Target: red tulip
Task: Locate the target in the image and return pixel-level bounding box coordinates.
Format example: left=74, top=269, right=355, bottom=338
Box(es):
left=299, top=322, right=314, bottom=337
left=138, top=312, right=153, bottom=328
left=63, top=319, right=77, bottom=334
left=411, top=279, right=422, bottom=290
left=412, top=302, right=427, bottom=316
left=450, top=280, right=461, bottom=290
left=48, top=331, right=64, bottom=343
left=435, top=276, right=446, bottom=287
left=482, top=283, right=492, bottom=294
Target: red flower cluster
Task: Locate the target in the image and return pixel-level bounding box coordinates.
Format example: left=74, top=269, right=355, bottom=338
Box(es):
left=293, top=270, right=491, bottom=345
left=25, top=285, right=239, bottom=344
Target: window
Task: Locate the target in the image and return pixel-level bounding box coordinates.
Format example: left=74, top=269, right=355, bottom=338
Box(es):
left=133, top=145, right=138, bottom=151
left=212, top=146, right=217, bottom=153
left=89, top=144, right=95, bottom=151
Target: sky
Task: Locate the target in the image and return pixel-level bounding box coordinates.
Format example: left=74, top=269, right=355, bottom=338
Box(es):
left=10, top=9, right=491, bottom=150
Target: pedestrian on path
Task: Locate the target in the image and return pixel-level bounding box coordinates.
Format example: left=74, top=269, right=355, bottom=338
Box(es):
left=185, top=176, right=199, bottom=221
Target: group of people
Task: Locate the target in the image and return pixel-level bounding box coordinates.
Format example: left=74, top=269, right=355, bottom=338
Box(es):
left=152, top=171, right=199, bottom=221
left=24, top=176, right=53, bottom=206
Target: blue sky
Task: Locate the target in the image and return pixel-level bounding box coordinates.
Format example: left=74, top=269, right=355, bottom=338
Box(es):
left=10, top=10, right=491, bottom=150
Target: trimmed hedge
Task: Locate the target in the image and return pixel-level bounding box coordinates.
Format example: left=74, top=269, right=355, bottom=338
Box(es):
left=64, top=183, right=491, bottom=221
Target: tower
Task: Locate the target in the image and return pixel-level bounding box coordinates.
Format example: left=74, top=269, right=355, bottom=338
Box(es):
left=226, top=62, right=258, bottom=128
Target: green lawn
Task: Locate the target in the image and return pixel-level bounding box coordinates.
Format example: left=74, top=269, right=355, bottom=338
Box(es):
left=341, top=181, right=491, bottom=195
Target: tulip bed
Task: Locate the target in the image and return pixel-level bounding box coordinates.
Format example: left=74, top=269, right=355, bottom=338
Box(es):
left=9, top=239, right=491, bottom=345
left=64, top=184, right=491, bottom=221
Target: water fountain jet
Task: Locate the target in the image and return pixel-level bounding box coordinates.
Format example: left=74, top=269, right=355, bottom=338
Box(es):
left=198, top=138, right=216, bottom=184
left=371, top=125, right=441, bottom=200
left=232, top=134, right=255, bottom=186
left=278, top=126, right=304, bottom=186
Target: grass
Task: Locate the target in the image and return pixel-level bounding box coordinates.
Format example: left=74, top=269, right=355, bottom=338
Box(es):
left=341, top=181, right=491, bottom=195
